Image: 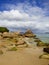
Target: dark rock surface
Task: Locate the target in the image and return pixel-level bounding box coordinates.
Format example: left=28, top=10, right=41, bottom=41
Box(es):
left=43, top=47, right=49, bottom=53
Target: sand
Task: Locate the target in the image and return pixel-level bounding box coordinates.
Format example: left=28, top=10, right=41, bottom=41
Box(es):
left=0, top=46, right=49, bottom=65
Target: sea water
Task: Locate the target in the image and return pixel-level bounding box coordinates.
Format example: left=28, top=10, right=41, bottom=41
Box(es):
left=36, top=33, right=49, bottom=43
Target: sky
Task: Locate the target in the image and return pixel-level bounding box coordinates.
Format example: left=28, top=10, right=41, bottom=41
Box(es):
left=0, top=0, right=49, bottom=33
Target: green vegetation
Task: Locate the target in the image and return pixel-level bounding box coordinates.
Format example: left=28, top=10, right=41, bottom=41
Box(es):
left=0, top=27, right=9, bottom=33
left=37, top=42, right=45, bottom=46
left=37, top=41, right=49, bottom=46
left=0, top=50, right=3, bottom=55
left=8, top=47, right=17, bottom=51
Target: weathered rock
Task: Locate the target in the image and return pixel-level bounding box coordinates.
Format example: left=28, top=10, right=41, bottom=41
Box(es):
left=3, top=32, right=21, bottom=38
left=42, top=54, right=49, bottom=59
left=24, top=30, right=36, bottom=37
left=3, top=32, right=13, bottom=38
left=0, top=36, right=3, bottom=39
left=15, top=40, right=26, bottom=46
left=16, top=44, right=28, bottom=48
left=0, top=50, right=3, bottom=55
left=43, top=47, right=49, bottom=53
left=0, top=33, right=2, bottom=36
left=37, top=42, right=45, bottom=46
left=13, top=31, right=20, bottom=35
left=39, top=54, right=49, bottom=59
left=34, top=39, right=41, bottom=42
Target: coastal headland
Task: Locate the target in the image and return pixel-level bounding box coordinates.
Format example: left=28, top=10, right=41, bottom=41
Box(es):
left=0, top=27, right=49, bottom=65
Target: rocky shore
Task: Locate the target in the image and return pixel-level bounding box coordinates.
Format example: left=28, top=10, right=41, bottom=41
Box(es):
left=0, top=28, right=49, bottom=65
left=0, top=29, right=49, bottom=53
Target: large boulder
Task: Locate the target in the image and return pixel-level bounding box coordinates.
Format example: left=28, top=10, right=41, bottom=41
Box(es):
left=3, top=32, right=13, bottom=38
left=15, top=40, right=28, bottom=48
left=0, top=27, right=9, bottom=33
left=24, top=30, right=36, bottom=37
left=39, top=54, right=49, bottom=59
left=43, top=47, right=49, bottom=53
left=13, top=31, right=20, bottom=35
left=15, top=40, right=26, bottom=46
left=2, top=31, right=23, bottom=38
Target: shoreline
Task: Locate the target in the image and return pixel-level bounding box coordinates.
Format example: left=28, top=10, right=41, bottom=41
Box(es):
left=0, top=30, right=49, bottom=65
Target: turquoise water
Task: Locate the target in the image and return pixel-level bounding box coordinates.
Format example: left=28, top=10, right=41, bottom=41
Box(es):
left=36, top=34, right=49, bottom=43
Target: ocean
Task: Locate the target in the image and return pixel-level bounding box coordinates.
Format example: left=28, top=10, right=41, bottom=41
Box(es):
left=36, top=33, right=49, bottom=43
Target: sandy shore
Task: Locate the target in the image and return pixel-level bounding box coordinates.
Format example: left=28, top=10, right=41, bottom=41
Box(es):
left=0, top=46, right=49, bottom=65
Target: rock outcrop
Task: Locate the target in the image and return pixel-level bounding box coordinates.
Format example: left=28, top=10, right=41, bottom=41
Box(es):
left=34, top=39, right=41, bottom=42
left=37, top=42, right=45, bottom=46
left=16, top=40, right=26, bottom=45
left=24, top=30, right=36, bottom=37
left=43, top=47, right=49, bottom=53
left=2, top=32, right=20, bottom=38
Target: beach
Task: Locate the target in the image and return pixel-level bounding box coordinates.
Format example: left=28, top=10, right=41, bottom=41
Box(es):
left=0, top=30, right=49, bottom=65
left=0, top=46, right=49, bottom=65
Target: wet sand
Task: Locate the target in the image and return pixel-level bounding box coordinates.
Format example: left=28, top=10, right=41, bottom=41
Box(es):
left=0, top=46, right=49, bottom=65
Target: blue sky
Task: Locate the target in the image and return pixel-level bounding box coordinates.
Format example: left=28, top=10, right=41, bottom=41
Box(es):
left=0, top=0, right=49, bottom=33
left=0, top=0, right=48, bottom=11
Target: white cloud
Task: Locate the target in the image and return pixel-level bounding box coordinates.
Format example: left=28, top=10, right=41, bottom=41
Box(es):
left=0, top=10, right=30, bottom=21
left=0, top=3, right=49, bottom=33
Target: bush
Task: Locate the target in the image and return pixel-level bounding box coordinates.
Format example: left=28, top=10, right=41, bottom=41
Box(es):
left=8, top=47, right=17, bottom=51
left=0, top=50, right=3, bottom=55
left=0, top=27, right=9, bottom=33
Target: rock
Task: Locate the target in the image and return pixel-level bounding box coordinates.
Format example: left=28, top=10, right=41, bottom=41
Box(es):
left=0, top=50, right=3, bottom=55
left=16, top=44, right=28, bottom=48
left=0, top=33, right=2, bottom=36
left=3, top=32, right=10, bottom=38
left=39, top=54, right=49, bottom=59
left=0, top=36, right=3, bottom=39
left=3, top=32, right=21, bottom=38
left=15, top=40, right=26, bottom=46
left=34, top=39, right=41, bottom=42
left=7, top=47, right=17, bottom=51
left=34, top=37, right=39, bottom=39
left=3, top=32, right=13, bottom=38
left=37, top=42, right=45, bottom=46
left=42, top=54, right=49, bottom=59
left=24, top=30, right=36, bottom=37
left=43, top=47, right=49, bottom=53
left=13, top=31, right=20, bottom=35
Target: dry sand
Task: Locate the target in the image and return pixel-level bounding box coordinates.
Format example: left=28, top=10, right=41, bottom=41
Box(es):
left=0, top=46, right=49, bottom=65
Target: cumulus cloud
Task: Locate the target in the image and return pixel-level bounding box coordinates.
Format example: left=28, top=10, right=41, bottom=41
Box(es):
left=0, top=2, right=49, bottom=33
left=0, top=10, right=30, bottom=21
